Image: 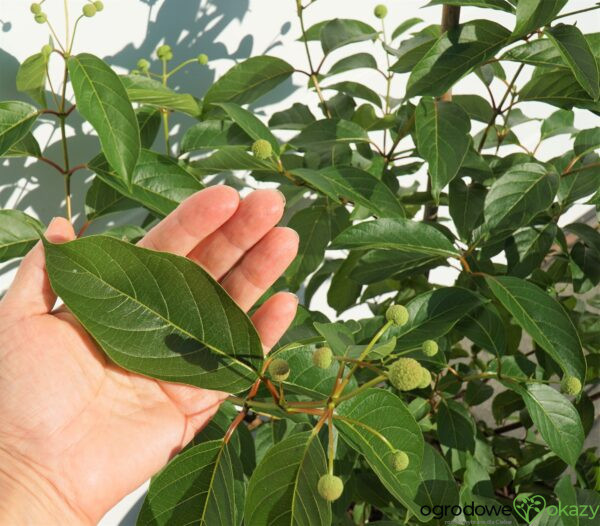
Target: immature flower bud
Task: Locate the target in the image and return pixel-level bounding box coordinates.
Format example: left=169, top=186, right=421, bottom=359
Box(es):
left=93, top=1, right=104, bottom=11
left=34, top=13, right=47, bottom=24
left=82, top=4, right=97, bottom=17
left=422, top=339, right=438, bottom=357
left=417, top=367, right=432, bottom=389
left=387, top=358, right=422, bottom=391
left=317, top=474, right=344, bottom=502
left=390, top=450, right=409, bottom=471
left=137, top=58, right=150, bottom=72
left=268, top=358, right=290, bottom=382
left=157, top=44, right=172, bottom=59
left=561, top=376, right=581, bottom=396
left=41, top=44, right=53, bottom=57
left=374, top=4, right=388, bottom=18
left=251, top=139, right=273, bottom=160
left=197, top=53, right=209, bottom=65
left=385, top=304, right=409, bottom=326
left=312, top=346, right=333, bottom=369
left=30, top=3, right=42, bottom=14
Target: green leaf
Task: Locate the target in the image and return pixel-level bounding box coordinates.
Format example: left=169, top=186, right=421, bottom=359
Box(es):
left=513, top=0, right=568, bottom=38
left=0, top=101, right=38, bottom=157
left=546, top=24, right=600, bottom=100
left=457, top=304, right=507, bottom=357
left=485, top=276, right=586, bottom=382
left=103, top=225, right=146, bottom=243
left=437, top=398, right=476, bottom=452
left=68, top=54, right=140, bottom=185
left=541, top=109, right=577, bottom=139
left=285, top=200, right=349, bottom=291
left=391, top=17, right=424, bottom=40
left=137, top=440, right=244, bottom=526
left=327, top=53, right=378, bottom=76
left=390, top=29, right=440, bottom=74
left=121, top=75, right=202, bottom=117
left=483, top=163, right=559, bottom=233
left=269, top=103, right=316, bottom=131
left=453, top=94, right=494, bottom=123
left=291, top=166, right=404, bottom=218
left=332, top=218, right=459, bottom=258
left=0, top=210, right=43, bottom=262
left=244, top=431, right=331, bottom=526
left=335, top=389, right=424, bottom=517
left=351, top=251, right=441, bottom=284
left=190, top=146, right=277, bottom=176
left=180, top=121, right=251, bottom=153
left=4, top=132, right=41, bottom=158
left=290, top=119, right=369, bottom=149
left=505, top=224, right=557, bottom=278
left=85, top=178, right=137, bottom=221
left=449, top=179, right=486, bottom=242
left=415, top=98, right=471, bottom=202
left=202, top=56, right=294, bottom=114
left=389, top=287, right=484, bottom=350
left=44, top=235, right=263, bottom=393
left=320, top=19, right=378, bottom=55
left=406, top=20, right=511, bottom=98
left=89, top=149, right=203, bottom=217
left=426, top=0, right=514, bottom=12
left=323, top=81, right=382, bottom=108
left=136, top=107, right=162, bottom=149
left=507, top=383, right=583, bottom=465
left=574, top=127, right=600, bottom=157
left=214, top=102, right=279, bottom=153
left=16, top=53, right=47, bottom=106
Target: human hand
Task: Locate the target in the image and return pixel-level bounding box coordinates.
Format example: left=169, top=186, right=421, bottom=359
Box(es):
left=0, top=186, right=299, bottom=524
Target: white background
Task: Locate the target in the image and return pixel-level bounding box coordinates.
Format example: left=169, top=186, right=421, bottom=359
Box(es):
left=0, top=1, right=598, bottom=524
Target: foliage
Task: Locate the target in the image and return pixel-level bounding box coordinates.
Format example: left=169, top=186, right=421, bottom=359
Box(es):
left=1, top=1, right=599, bottom=524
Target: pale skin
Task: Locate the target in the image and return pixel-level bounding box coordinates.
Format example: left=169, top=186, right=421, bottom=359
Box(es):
left=0, top=186, right=299, bottom=525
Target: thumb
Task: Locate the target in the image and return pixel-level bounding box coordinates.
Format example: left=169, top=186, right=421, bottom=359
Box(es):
left=1, top=217, right=75, bottom=317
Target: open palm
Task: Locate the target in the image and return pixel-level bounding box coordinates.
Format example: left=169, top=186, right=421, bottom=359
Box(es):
left=0, top=186, right=299, bottom=524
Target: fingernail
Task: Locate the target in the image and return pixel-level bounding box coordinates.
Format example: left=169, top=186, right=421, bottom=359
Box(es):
left=276, top=189, right=287, bottom=206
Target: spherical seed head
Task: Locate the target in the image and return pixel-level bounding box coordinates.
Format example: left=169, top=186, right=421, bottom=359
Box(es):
left=41, top=44, right=53, bottom=57
left=386, top=304, right=409, bottom=326
left=422, top=339, right=439, bottom=357
left=268, top=358, right=290, bottom=382
left=561, top=376, right=581, bottom=396
left=317, top=474, right=344, bottom=502
left=157, top=44, right=172, bottom=58
left=93, top=1, right=104, bottom=11
left=137, top=58, right=150, bottom=72
left=34, top=13, right=47, bottom=23
left=388, top=358, right=422, bottom=391
left=390, top=450, right=409, bottom=471
left=82, top=4, right=97, bottom=17
left=30, top=3, right=42, bottom=14
left=251, top=139, right=273, bottom=160
left=312, top=346, right=333, bottom=369
left=197, top=53, right=209, bottom=65
left=374, top=4, right=388, bottom=18
left=417, top=367, right=432, bottom=389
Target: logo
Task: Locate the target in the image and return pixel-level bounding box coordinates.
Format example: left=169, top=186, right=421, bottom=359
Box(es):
left=513, top=494, right=546, bottom=523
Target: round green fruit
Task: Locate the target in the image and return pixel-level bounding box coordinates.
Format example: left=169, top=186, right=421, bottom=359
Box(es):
left=268, top=358, right=290, bottom=382
left=374, top=5, right=388, bottom=18
left=197, top=53, right=209, bottom=65
left=387, top=358, right=422, bottom=391
left=422, top=340, right=438, bottom=357
left=94, top=1, right=104, bottom=11
left=417, top=367, right=432, bottom=389
left=317, top=474, right=344, bottom=502
left=561, top=376, right=581, bottom=396
left=312, top=346, right=333, bottom=369
left=390, top=450, right=409, bottom=471
left=385, top=304, right=409, bottom=326
left=34, top=13, right=47, bottom=23
left=137, top=58, right=150, bottom=72
left=83, top=4, right=97, bottom=17
left=30, top=3, right=42, bottom=14
left=157, top=44, right=172, bottom=59
left=251, top=139, right=273, bottom=160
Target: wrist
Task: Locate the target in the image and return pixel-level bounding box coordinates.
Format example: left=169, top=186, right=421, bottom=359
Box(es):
left=0, top=446, right=90, bottom=525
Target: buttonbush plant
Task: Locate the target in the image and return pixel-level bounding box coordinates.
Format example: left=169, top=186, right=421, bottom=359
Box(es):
left=1, top=1, right=599, bottom=524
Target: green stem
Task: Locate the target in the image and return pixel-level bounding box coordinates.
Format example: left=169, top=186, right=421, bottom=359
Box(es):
left=59, top=63, right=72, bottom=222
left=555, top=5, right=600, bottom=19
left=161, top=59, right=171, bottom=154
left=68, top=16, right=84, bottom=55
left=335, top=375, right=387, bottom=403
left=63, top=0, right=70, bottom=51
left=166, top=58, right=197, bottom=79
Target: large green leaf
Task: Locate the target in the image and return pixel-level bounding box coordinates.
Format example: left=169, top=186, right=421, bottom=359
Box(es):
left=68, top=54, right=140, bottom=185
left=457, top=304, right=507, bottom=357
left=44, top=235, right=263, bottom=393
left=136, top=107, right=162, bottom=149
left=448, top=179, right=486, bottom=242
left=505, top=224, right=557, bottom=278
left=290, top=119, right=369, bottom=149
left=137, top=440, right=244, bottom=526
left=507, top=382, right=583, bottom=465
left=546, top=24, right=600, bottom=100
left=0, top=101, right=38, bottom=157
left=4, top=132, right=41, bottom=158
left=390, top=28, right=440, bottom=74
left=89, top=149, right=203, bottom=217
left=389, top=287, right=484, bottom=350
left=322, top=81, right=382, bottom=108
left=332, top=218, right=459, bottom=258
left=180, top=121, right=251, bottom=153
left=541, top=109, right=578, bottom=139
left=16, top=53, right=47, bottom=106
left=202, top=56, right=294, bottom=114
left=291, top=167, right=404, bottom=218
left=85, top=178, right=137, bottom=221
left=269, top=103, right=316, bottom=131
left=244, top=431, right=331, bottom=526
left=335, top=389, right=424, bottom=517
left=415, top=98, right=471, bottom=202
left=513, top=0, right=568, bottom=38
left=190, top=146, right=277, bottom=175
left=327, top=53, right=378, bottom=76
left=320, top=19, right=378, bottom=55
left=121, top=75, right=202, bottom=117
left=351, top=251, right=441, bottom=284
left=485, top=276, right=586, bottom=382
left=483, top=163, right=558, bottom=233
left=214, top=102, right=279, bottom=152
left=437, top=399, right=476, bottom=452
left=406, top=20, right=511, bottom=97
left=0, top=210, right=43, bottom=262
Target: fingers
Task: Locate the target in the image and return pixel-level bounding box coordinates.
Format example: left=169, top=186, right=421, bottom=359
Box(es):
left=221, top=227, right=299, bottom=312
left=138, top=185, right=239, bottom=256
left=187, top=189, right=285, bottom=280
left=252, top=292, right=299, bottom=352
left=1, top=217, right=75, bottom=317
